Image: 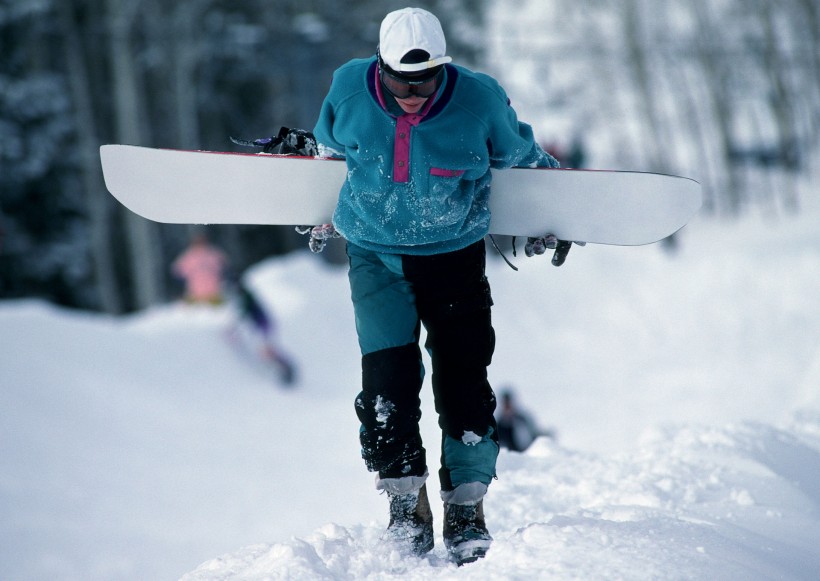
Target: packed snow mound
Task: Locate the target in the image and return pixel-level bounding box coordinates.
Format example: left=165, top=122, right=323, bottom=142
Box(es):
left=182, top=417, right=820, bottom=580
left=2, top=188, right=820, bottom=580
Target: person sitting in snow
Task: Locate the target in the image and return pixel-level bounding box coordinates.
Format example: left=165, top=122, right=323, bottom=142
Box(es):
left=496, top=389, right=554, bottom=452
left=301, top=6, right=566, bottom=565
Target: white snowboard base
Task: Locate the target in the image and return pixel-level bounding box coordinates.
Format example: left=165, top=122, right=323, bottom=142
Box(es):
left=100, top=145, right=702, bottom=246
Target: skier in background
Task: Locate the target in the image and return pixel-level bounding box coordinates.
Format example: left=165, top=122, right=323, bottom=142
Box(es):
left=172, top=232, right=229, bottom=304
left=302, top=7, right=566, bottom=565
left=231, top=280, right=297, bottom=386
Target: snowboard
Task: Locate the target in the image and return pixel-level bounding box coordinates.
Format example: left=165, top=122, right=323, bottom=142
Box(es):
left=100, top=144, right=702, bottom=245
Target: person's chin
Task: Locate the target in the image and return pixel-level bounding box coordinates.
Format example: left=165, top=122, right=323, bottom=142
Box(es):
left=398, top=99, right=427, bottom=113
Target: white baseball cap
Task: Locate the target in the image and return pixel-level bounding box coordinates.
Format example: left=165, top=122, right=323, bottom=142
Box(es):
left=378, top=7, right=452, bottom=74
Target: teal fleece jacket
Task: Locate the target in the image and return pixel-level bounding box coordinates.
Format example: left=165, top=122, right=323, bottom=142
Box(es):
left=313, top=57, right=559, bottom=255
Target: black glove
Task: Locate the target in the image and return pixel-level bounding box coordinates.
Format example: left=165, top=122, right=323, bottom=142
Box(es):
left=231, top=127, right=318, bottom=156
left=525, top=234, right=584, bottom=267
left=296, top=224, right=340, bottom=253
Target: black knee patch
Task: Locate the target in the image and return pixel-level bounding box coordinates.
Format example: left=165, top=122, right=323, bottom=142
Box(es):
left=355, top=344, right=427, bottom=478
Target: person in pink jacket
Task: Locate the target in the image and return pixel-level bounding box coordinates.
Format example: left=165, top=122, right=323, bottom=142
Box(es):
left=172, top=233, right=228, bottom=304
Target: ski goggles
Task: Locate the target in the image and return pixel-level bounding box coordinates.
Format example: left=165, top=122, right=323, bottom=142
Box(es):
left=379, top=66, right=443, bottom=99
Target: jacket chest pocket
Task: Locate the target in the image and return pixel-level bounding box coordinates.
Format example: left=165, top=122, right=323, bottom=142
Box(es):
left=430, top=168, right=466, bottom=178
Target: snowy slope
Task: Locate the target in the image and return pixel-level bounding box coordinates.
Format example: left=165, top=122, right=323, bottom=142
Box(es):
left=2, top=188, right=820, bottom=580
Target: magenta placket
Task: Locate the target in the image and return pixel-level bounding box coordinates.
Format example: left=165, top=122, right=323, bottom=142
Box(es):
left=393, top=115, right=415, bottom=183
left=392, top=99, right=435, bottom=183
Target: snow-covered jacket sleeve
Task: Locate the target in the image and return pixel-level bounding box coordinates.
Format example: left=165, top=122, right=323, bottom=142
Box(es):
left=313, top=95, right=345, bottom=158
left=503, top=121, right=560, bottom=169
left=313, top=66, right=355, bottom=159
left=482, top=79, right=559, bottom=170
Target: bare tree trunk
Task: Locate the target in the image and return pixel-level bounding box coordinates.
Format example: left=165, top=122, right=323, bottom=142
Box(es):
left=692, top=0, right=743, bottom=214
left=796, top=0, right=820, bottom=151
left=757, top=0, right=799, bottom=211
left=170, top=1, right=206, bottom=149
left=106, top=0, right=165, bottom=309
left=675, top=59, right=718, bottom=213
left=58, top=0, right=123, bottom=313
left=622, top=0, right=669, bottom=173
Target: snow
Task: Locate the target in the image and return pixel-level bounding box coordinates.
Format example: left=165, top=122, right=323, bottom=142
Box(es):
left=2, top=187, right=820, bottom=580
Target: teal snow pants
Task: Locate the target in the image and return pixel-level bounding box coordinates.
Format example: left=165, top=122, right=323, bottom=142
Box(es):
left=347, top=240, right=499, bottom=493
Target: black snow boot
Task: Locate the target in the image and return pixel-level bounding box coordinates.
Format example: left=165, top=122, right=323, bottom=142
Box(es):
left=443, top=499, right=492, bottom=565
left=385, top=483, right=434, bottom=556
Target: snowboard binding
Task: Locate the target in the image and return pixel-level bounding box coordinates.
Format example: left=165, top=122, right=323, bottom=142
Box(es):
left=231, top=126, right=318, bottom=157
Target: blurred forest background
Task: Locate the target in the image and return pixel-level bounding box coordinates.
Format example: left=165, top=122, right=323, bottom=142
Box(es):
left=1, top=0, right=818, bottom=314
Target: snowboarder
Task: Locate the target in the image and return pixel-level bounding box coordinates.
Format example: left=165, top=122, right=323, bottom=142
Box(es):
left=304, top=7, right=563, bottom=565
left=172, top=232, right=229, bottom=305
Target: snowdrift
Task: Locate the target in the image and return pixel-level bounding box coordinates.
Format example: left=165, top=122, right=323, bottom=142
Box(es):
left=2, top=193, right=820, bottom=579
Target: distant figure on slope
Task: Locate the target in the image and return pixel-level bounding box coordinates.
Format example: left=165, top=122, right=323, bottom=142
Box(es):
left=496, top=389, right=554, bottom=452
left=172, top=232, right=229, bottom=304
left=231, top=280, right=297, bottom=386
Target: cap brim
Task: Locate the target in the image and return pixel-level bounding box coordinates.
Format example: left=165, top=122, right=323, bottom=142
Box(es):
left=394, top=56, right=452, bottom=73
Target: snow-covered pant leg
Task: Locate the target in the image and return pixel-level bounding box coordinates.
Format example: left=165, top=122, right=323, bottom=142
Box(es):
left=357, top=344, right=428, bottom=478
left=348, top=244, right=428, bottom=479
left=400, top=241, right=499, bottom=495
left=346, top=241, right=499, bottom=491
